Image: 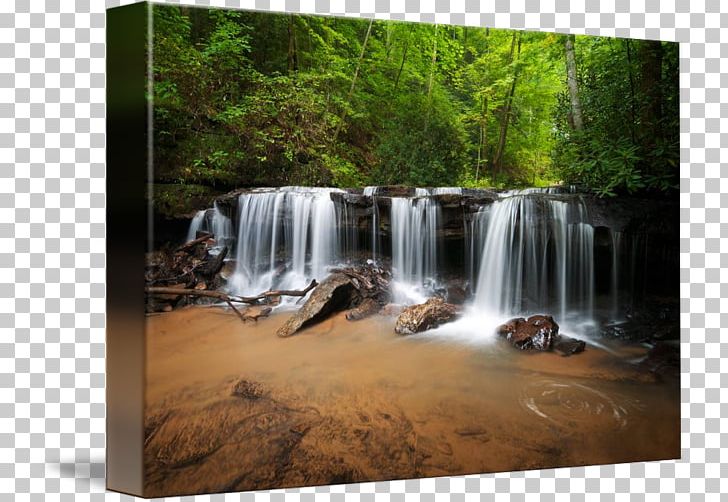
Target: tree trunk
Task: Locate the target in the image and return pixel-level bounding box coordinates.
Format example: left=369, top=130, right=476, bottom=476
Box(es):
left=287, top=15, right=298, bottom=73
left=332, top=18, right=374, bottom=144
left=427, top=25, right=438, bottom=102
left=393, top=25, right=415, bottom=91
left=565, top=34, right=583, bottom=131
left=425, top=24, right=438, bottom=129
left=145, top=279, right=318, bottom=305
left=492, top=32, right=521, bottom=179
left=475, top=95, right=488, bottom=182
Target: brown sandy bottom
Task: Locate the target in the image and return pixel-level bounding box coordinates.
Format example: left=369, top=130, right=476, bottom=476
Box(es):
left=143, top=306, right=679, bottom=497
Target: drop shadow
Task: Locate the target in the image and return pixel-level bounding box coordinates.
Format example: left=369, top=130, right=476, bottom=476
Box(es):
left=45, top=452, right=106, bottom=492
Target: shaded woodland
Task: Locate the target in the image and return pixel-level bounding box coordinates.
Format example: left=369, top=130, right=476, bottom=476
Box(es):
left=151, top=5, right=678, bottom=211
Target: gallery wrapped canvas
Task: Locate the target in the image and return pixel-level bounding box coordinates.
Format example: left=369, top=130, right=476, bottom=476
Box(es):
left=107, top=2, right=680, bottom=497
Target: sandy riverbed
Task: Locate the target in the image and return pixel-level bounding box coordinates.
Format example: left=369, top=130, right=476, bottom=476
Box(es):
left=143, top=306, right=679, bottom=497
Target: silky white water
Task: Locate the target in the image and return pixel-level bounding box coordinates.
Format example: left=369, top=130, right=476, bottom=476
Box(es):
left=185, top=203, right=233, bottom=254
left=185, top=187, right=616, bottom=341
left=390, top=196, right=441, bottom=304
left=225, top=187, right=343, bottom=297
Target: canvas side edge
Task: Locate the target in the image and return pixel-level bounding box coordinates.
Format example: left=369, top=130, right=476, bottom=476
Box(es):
left=105, top=2, right=149, bottom=496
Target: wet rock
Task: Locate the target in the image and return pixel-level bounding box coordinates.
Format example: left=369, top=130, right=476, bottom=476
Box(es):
left=640, top=341, right=679, bottom=379
left=431, top=193, right=462, bottom=207
left=394, top=298, right=459, bottom=335
left=374, top=186, right=415, bottom=197
left=445, top=285, right=468, bottom=305
left=346, top=298, right=381, bottom=321
left=231, top=379, right=267, bottom=400
left=276, top=274, right=355, bottom=338
left=552, top=334, right=586, bottom=356
left=218, top=260, right=236, bottom=281
left=496, top=315, right=559, bottom=351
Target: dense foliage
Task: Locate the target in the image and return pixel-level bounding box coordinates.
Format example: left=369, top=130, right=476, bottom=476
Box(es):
left=152, top=6, right=678, bottom=197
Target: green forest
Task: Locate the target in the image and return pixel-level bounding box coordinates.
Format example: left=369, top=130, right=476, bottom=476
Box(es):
left=151, top=5, right=679, bottom=203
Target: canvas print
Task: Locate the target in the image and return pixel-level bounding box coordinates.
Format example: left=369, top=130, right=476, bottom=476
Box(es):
left=107, top=3, right=679, bottom=497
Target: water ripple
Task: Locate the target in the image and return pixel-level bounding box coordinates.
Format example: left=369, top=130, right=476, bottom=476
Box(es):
left=519, top=380, right=643, bottom=432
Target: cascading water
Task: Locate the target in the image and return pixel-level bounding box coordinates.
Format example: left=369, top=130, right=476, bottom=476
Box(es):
left=185, top=203, right=233, bottom=253
left=183, top=186, right=633, bottom=339
left=610, top=230, right=622, bottom=321
left=472, top=193, right=595, bottom=324
left=390, top=196, right=441, bottom=303
left=228, top=187, right=342, bottom=297
left=363, top=187, right=380, bottom=262
left=186, top=210, right=206, bottom=243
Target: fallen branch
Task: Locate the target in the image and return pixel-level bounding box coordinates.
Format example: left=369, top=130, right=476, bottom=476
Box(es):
left=177, top=232, right=213, bottom=252
left=235, top=279, right=318, bottom=303
left=145, top=279, right=318, bottom=318
left=144, top=287, right=247, bottom=320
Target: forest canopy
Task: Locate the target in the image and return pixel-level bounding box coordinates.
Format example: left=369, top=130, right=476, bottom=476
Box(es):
left=151, top=5, right=679, bottom=198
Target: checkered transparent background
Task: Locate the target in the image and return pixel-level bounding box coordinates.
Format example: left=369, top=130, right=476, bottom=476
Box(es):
left=0, top=0, right=723, bottom=500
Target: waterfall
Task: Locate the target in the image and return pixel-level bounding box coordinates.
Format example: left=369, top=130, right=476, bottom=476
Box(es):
left=232, top=190, right=285, bottom=295
left=186, top=210, right=206, bottom=243
left=473, top=194, right=595, bottom=321
left=371, top=200, right=379, bottom=262
left=309, top=194, right=338, bottom=280
left=229, top=187, right=342, bottom=296
left=185, top=204, right=233, bottom=253
left=182, top=186, right=626, bottom=331
left=390, top=196, right=441, bottom=303
left=465, top=206, right=489, bottom=291
left=611, top=230, right=622, bottom=321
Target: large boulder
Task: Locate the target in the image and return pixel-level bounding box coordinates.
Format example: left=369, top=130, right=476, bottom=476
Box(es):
left=394, top=298, right=459, bottom=335
left=496, top=315, right=559, bottom=351
left=276, top=273, right=355, bottom=338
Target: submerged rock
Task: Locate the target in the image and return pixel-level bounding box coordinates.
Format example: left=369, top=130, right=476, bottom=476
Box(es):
left=231, top=379, right=267, bottom=400
left=276, top=274, right=355, bottom=338
left=394, top=298, right=459, bottom=335
left=640, top=341, right=679, bottom=379
left=552, top=334, right=586, bottom=356
left=496, top=315, right=559, bottom=351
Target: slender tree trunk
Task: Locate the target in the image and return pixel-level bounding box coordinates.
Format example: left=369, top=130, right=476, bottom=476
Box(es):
left=393, top=25, right=415, bottom=91
left=427, top=24, right=438, bottom=102
left=287, top=15, right=298, bottom=73
left=425, top=24, right=438, bottom=130
left=492, top=32, right=521, bottom=178
left=475, top=95, right=488, bottom=182
left=564, top=34, right=583, bottom=131
left=332, top=18, right=374, bottom=144
left=385, top=24, right=393, bottom=62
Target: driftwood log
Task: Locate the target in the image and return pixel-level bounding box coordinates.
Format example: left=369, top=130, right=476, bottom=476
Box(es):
left=177, top=232, right=213, bottom=251
left=145, top=279, right=318, bottom=322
